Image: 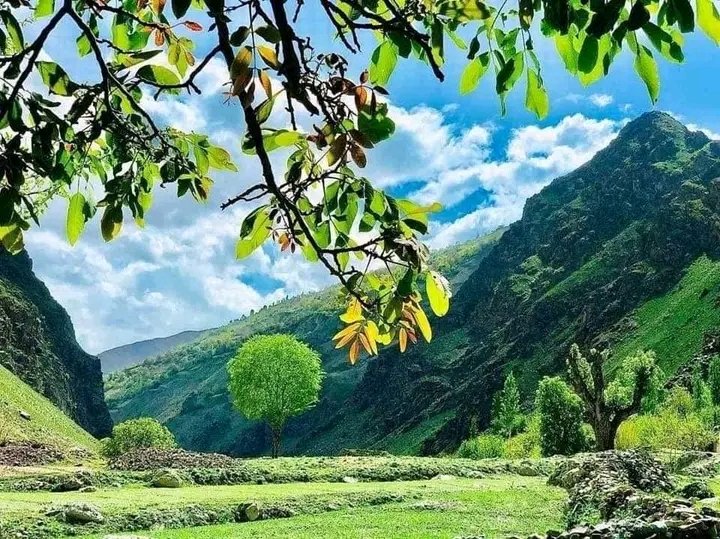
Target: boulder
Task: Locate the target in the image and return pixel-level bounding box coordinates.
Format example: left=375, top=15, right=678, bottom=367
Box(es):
left=342, top=476, right=358, bottom=483
left=48, top=502, right=104, bottom=524
left=677, top=480, right=714, bottom=500
left=151, top=469, right=183, bottom=488
left=235, top=502, right=261, bottom=522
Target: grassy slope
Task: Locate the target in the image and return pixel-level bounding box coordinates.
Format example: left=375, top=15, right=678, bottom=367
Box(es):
left=611, top=255, right=720, bottom=375
left=0, top=365, right=99, bottom=454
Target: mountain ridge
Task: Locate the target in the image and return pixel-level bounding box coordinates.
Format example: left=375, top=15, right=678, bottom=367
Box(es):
left=107, top=112, right=720, bottom=456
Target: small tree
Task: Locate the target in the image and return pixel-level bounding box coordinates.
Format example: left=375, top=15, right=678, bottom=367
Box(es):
left=491, top=372, right=525, bottom=438
left=101, top=418, right=176, bottom=458
left=227, top=334, right=323, bottom=458
left=708, top=356, right=720, bottom=406
left=566, top=345, right=660, bottom=451
left=536, top=377, right=587, bottom=456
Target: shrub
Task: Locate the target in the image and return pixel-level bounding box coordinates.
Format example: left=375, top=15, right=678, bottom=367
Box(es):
left=709, top=355, right=720, bottom=406
left=102, top=418, right=176, bottom=458
left=457, top=434, right=505, bottom=459
left=616, top=410, right=715, bottom=451
left=536, top=377, right=587, bottom=456
left=501, top=414, right=540, bottom=459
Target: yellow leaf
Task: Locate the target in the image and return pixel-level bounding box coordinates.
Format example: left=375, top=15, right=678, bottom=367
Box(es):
left=399, top=328, right=407, bottom=353
left=335, top=332, right=356, bottom=349
left=333, top=322, right=361, bottom=342
left=340, top=298, right=364, bottom=323
left=413, top=305, right=432, bottom=342
left=358, top=332, right=373, bottom=355
left=426, top=271, right=451, bottom=317
left=258, top=45, right=279, bottom=69
left=349, top=340, right=360, bottom=365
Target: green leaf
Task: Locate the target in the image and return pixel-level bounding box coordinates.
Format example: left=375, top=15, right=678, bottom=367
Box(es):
left=369, top=40, right=398, bottom=86
left=643, top=23, right=684, bottom=63
left=236, top=208, right=271, bottom=259
left=578, top=36, right=599, bottom=74
left=634, top=44, right=660, bottom=103
left=698, top=0, right=720, bottom=45
left=76, top=33, right=92, bottom=57
left=358, top=104, right=396, bottom=144
left=101, top=206, right=123, bottom=242
left=35, top=0, right=55, bottom=18
left=66, top=193, right=87, bottom=246
left=0, top=11, right=23, bottom=52
left=437, top=0, right=490, bottom=21
left=207, top=146, right=237, bottom=171
left=137, top=65, right=181, bottom=85
left=459, top=53, right=489, bottom=95
left=525, top=69, right=549, bottom=119
left=172, top=0, right=192, bottom=18
left=36, top=61, right=79, bottom=96
left=555, top=34, right=578, bottom=74
left=426, top=271, right=451, bottom=317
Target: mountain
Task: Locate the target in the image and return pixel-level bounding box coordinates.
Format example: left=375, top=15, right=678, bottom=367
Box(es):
left=104, top=229, right=506, bottom=455
left=0, top=249, right=112, bottom=438
left=107, top=112, right=720, bottom=456
left=99, top=330, right=210, bottom=374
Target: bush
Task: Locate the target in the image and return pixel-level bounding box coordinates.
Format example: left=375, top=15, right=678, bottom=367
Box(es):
left=457, top=434, right=505, bottom=459
left=502, top=414, right=541, bottom=459
left=616, top=410, right=715, bottom=451
left=536, top=377, right=588, bottom=456
left=102, top=418, right=177, bottom=458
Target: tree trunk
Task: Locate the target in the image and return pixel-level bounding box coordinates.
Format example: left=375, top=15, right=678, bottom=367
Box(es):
left=593, top=417, right=617, bottom=451
left=270, top=424, right=282, bottom=458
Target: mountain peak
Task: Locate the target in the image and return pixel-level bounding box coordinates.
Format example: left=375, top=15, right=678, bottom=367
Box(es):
left=610, top=111, right=709, bottom=158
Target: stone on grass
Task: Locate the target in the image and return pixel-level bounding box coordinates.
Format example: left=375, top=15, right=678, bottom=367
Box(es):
left=677, top=480, right=713, bottom=500
left=151, top=469, right=183, bottom=488
left=342, top=476, right=358, bottom=483
left=49, top=502, right=104, bottom=524
left=431, top=474, right=455, bottom=481
left=235, top=502, right=261, bottom=522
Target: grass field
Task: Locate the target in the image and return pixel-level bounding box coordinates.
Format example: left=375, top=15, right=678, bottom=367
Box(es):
left=0, top=365, right=99, bottom=455
left=0, top=475, right=565, bottom=538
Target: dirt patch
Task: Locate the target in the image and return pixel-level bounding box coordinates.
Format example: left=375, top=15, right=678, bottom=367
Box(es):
left=0, top=443, right=63, bottom=467
left=109, top=448, right=234, bottom=471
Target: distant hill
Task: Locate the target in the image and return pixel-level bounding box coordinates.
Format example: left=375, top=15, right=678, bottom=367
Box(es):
left=104, top=230, right=506, bottom=456
left=0, top=249, right=111, bottom=437
left=0, top=364, right=99, bottom=455
left=100, top=330, right=210, bottom=374
left=107, top=112, right=720, bottom=457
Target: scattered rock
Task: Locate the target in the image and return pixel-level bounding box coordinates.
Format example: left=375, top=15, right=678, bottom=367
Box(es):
left=431, top=474, right=455, bottom=481
left=47, top=502, right=104, bottom=524
left=677, top=480, right=714, bottom=500
left=80, top=485, right=98, bottom=493
left=19, top=410, right=31, bottom=421
left=342, top=476, right=358, bottom=483
left=0, top=442, right=63, bottom=466
left=235, top=502, right=261, bottom=522
left=151, top=469, right=184, bottom=488
left=110, top=448, right=234, bottom=471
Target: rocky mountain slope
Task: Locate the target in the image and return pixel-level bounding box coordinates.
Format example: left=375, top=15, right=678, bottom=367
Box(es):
left=99, top=330, right=210, bottom=374
left=0, top=250, right=111, bottom=437
left=107, top=112, right=720, bottom=456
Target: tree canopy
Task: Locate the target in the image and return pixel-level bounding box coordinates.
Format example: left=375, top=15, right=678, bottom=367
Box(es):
left=2, top=0, right=719, bottom=360
left=226, top=333, right=323, bottom=457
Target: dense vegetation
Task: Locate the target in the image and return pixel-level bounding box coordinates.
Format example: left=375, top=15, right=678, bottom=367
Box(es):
left=0, top=249, right=110, bottom=437
left=102, top=418, right=177, bottom=458
left=108, top=113, right=720, bottom=457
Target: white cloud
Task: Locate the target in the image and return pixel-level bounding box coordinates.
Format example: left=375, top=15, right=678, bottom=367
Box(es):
left=589, top=94, right=614, bottom=108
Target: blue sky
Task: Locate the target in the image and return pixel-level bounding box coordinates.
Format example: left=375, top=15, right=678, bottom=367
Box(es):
left=19, top=8, right=720, bottom=353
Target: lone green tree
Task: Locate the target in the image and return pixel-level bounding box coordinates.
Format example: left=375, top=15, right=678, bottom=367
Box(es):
left=566, top=344, right=660, bottom=450
left=2, top=0, right=719, bottom=359
left=491, top=372, right=525, bottom=438
left=227, top=334, right=323, bottom=458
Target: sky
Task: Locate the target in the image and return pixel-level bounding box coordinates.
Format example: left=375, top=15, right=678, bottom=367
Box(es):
left=17, top=7, right=720, bottom=354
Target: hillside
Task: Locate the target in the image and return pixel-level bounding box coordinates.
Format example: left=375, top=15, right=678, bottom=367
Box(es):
left=107, top=112, right=720, bottom=456
left=0, top=250, right=111, bottom=438
left=99, top=330, right=210, bottom=374
left=105, top=229, right=506, bottom=456
left=0, top=364, right=99, bottom=455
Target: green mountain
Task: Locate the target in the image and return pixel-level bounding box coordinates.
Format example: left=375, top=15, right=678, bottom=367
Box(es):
left=0, top=249, right=111, bottom=437
left=99, top=329, right=210, bottom=374
left=107, top=112, right=720, bottom=456
left=105, top=229, right=505, bottom=456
